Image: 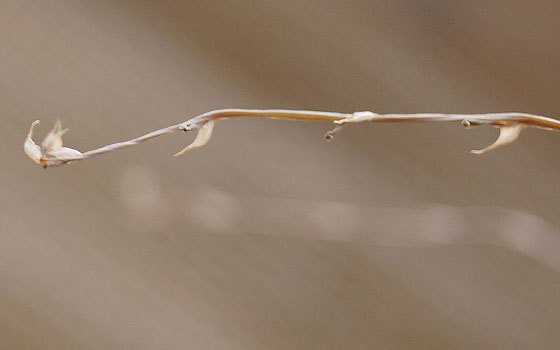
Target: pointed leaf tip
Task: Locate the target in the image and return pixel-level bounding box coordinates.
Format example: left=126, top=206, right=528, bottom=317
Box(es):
left=174, top=120, right=215, bottom=157
left=471, top=124, right=524, bottom=154
left=24, top=120, right=42, bottom=163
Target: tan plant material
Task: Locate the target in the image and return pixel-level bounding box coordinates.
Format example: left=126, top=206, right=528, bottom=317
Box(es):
left=174, top=120, right=215, bottom=156
left=24, top=120, right=84, bottom=166
left=23, top=109, right=560, bottom=168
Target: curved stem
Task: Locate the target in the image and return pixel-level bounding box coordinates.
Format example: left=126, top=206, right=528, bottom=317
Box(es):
left=36, top=109, right=560, bottom=168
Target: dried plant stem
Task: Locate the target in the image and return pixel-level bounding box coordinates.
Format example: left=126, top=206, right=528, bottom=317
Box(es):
left=24, top=109, right=560, bottom=168
left=84, top=109, right=350, bottom=159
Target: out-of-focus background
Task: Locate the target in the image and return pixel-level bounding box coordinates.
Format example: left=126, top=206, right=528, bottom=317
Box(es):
left=2, top=0, right=560, bottom=348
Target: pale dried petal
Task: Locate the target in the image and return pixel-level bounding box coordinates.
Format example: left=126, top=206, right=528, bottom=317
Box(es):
left=45, top=146, right=84, bottom=161
left=24, top=120, right=42, bottom=164
left=471, top=124, right=524, bottom=154
left=174, top=120, right=215, bottom=156
left=41, top=119, right=68, bottom=154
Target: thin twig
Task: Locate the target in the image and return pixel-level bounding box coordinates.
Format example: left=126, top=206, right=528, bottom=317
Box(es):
left=23, top=109, right=560, bottom=168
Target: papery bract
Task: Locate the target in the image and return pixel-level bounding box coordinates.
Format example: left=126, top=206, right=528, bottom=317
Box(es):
left=174, top=120, right=215, bottom=156
left=24, top=120, right=42, bottom=164
left=471, top=124, right=524, bottom=154
left=24, top=120, right=83, bottom=166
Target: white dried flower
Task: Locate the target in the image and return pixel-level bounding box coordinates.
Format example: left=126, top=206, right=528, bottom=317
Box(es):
left=24, top=120, right=83, bottom=166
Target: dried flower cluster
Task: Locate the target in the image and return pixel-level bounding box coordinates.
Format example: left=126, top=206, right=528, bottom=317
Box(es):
left=24, top=120, right=84, bottom=166
left=24, top=109, right=560, bottom=168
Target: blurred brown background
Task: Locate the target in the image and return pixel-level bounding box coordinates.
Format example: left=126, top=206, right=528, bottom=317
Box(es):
left=2, top=0, right=560, bottom=349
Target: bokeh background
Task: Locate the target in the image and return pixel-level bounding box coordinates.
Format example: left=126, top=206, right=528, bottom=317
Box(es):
left=2, top=0, right=560, bottom=348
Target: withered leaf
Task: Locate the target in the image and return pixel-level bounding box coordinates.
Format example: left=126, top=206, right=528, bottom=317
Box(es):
left=471, top=124, right=524, bottom=154
left=174, top=120, right=215, bottom=156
